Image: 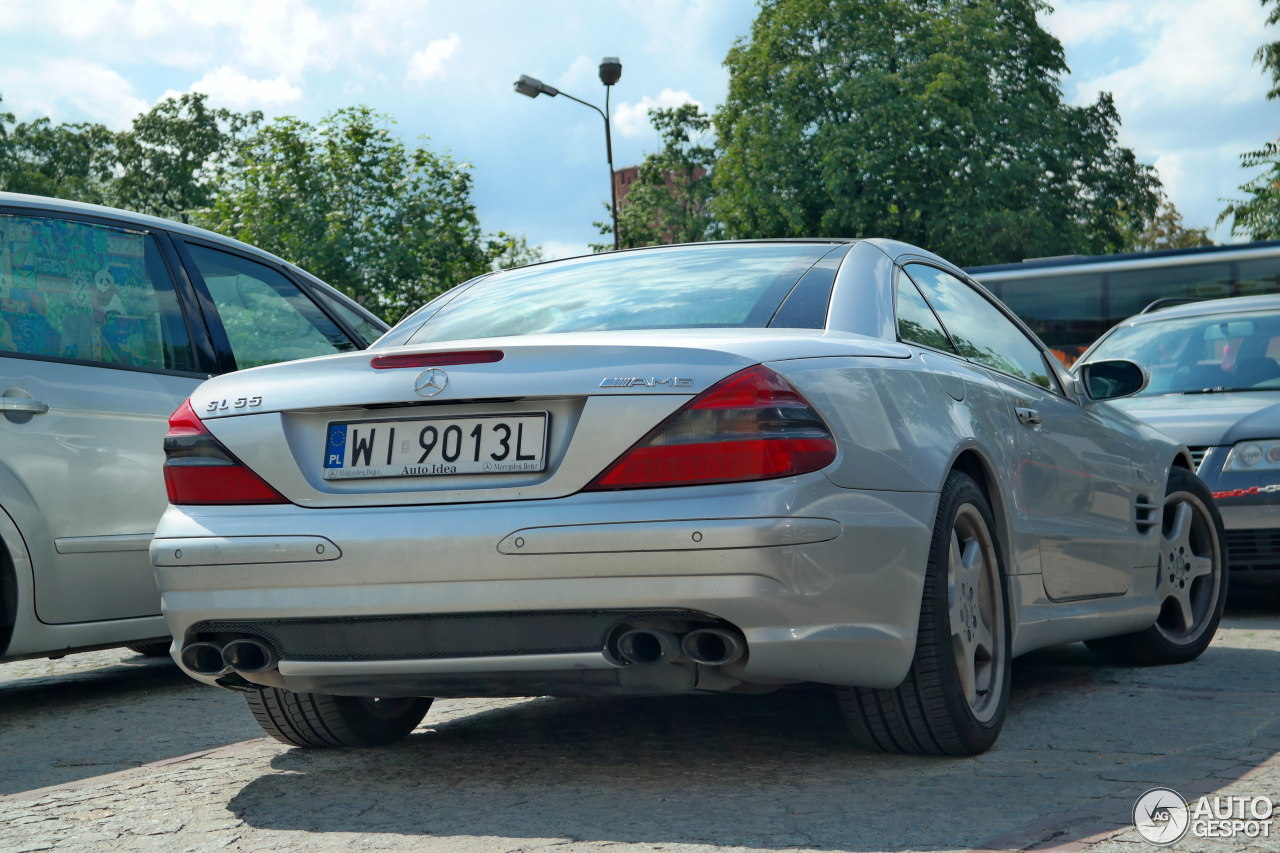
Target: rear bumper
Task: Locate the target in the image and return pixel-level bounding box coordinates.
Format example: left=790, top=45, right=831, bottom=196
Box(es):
left=152, top=477, right=937, bottom=694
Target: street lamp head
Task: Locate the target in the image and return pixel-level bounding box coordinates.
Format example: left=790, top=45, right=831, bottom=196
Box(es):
left=514, top=74, right=559, bottom=99
left=598, top=57, right=622, bottom=87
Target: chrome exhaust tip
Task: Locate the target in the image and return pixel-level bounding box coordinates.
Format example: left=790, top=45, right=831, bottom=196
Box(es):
left=681, top=628, right=746, bottom=666
left=179, top=641, right=231, bottom=676
left=221, top=638, right=278, bottom=674
left=615, top=629, right=681, bottom=665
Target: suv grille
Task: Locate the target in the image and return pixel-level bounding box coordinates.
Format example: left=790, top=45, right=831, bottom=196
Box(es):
left=1225, top=531, right=1280, bottom=573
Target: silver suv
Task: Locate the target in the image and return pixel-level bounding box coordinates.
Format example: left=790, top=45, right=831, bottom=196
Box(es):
left=0, top=192, right=386, bottom=662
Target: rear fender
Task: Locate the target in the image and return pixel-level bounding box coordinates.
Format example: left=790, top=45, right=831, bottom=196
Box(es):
left=0, top=502, right=34, bottom=656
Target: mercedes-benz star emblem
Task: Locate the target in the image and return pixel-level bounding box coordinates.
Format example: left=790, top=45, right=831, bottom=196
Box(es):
left=414, top=368, right=449, bottom=397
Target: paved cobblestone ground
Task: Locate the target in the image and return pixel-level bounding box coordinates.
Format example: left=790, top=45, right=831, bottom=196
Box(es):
left=2, top=591, right=1278, bottom=853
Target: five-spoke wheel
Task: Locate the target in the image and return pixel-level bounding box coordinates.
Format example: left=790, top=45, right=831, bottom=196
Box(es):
left=839, top=470, right=1011, bottom=755
left=948, top=503, right=1006, bottom=725
left=1087, top=466, right=1226, bottom=665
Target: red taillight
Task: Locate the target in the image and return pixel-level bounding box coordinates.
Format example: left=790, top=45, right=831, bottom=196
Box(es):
left=585, top=365, right=837, bottom=491
left=371, top=350, right=504, bottom=369
left=163, top=399, right=288, bottom=505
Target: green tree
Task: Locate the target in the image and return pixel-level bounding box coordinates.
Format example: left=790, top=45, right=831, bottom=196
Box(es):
left=712, top=0, right=1161, bottom=265
left=111, top=93, right=261, bottom=223
left=487, top=232, right=545, bottom=270
left=602, top=104, right=720, bottom=249
left=1218, top=139, right=1280, bottom=240
left=0, top=94, right=114, bottom=203
left=1124, top=196, right=1213, bottom=251
left=198, top=107, right=515, bottom=320
left=1256, top=0, right=1280, bottom=99
left=1218, top=2, right=1280, bottom=238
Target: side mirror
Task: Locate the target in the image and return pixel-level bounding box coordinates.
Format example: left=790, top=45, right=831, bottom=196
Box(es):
left=1079, top=359, right=1147, bottom=401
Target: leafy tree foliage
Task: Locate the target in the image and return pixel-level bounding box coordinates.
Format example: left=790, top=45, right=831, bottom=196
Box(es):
left=1218, top=3, right=1280, bottom=239
left=0, top=95, right=113, bottom=203
left=488, top=232, right=545, bottom=271
left=1256, top=0, right=1280, bottom=100
left=607, top=104, right=720, bottom=249
left=1218, top=139, right=1280, bottom=240
left=1124, top=196, right=1213, bottom=251
left=0, top=92, right=256, bottom=223
left=1, top=94, right=537, bottom=319
left=112, top=93, right=261, bottom=223
left=712, top=0, right=1161, bottom=265
left=198, top=107, right=530, bottom=319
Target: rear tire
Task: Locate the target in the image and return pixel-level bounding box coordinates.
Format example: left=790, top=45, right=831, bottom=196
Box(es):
left=246, top=688, right=432, bottom=748
left=837, top=471, right=1011, bottom=755
left=1085, top=467, right=1225, bottom=666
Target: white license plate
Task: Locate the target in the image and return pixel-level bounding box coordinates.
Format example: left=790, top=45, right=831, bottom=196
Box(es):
left=322, top=413, right=549, bottom=480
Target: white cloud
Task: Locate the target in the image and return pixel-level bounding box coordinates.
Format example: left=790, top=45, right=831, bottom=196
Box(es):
left=0, top=0, right=140, bottom=40
left=1049, top=0, right=1268, bottom=111
left=1047, top=0, right=1147, bottom=47
left=613, top=89, right=701, bottom=137
left=0, top=0, right=444, bottom=88
left=537, top=239, right=591, bottom=261
left=1152, top=152, right=1189, bottom=203
left=406, top=33, right=461, bottom=85
left=0, top=59, right=149, bottom=127
left=559, top=55, right=600, bottom=92
left=1042, top=0, right=1272, bottom=241
left=619, top=0, right=728, bottom=55
left=179, top=68, right=304, bottom=111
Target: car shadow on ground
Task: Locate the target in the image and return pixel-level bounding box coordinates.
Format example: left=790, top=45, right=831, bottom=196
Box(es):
left=0, top=652, right=258, bottom=796
left=225, top=640, right=1280, bottom=851
left=1227, top=583, right=1280, bottom=613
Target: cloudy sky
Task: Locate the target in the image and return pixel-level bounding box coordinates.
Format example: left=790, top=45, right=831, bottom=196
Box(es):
left=0, top=0, right=1274, bottom=259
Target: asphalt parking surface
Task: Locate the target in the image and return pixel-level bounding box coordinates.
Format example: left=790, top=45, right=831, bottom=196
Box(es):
left=2, top=590, right=1279, bottom=853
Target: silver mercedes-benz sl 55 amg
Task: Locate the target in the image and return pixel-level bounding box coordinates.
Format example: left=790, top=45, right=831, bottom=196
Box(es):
left=151, top=239, right=1226, bottom=755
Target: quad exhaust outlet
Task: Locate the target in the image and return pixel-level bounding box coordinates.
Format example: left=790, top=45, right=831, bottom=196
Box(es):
left=180, top=638, right=278, bottom=676
left=611, top=625, right=746, bottom=667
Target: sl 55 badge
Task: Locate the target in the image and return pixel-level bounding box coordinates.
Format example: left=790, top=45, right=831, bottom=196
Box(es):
left=206, top=396, right=263, bottom=413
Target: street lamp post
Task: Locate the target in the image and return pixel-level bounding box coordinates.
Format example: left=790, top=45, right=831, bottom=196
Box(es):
left=515, top=57, right=622, bottom=250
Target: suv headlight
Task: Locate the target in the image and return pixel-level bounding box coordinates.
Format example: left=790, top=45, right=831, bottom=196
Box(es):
left=1223, top=440, right=1280, bottom=471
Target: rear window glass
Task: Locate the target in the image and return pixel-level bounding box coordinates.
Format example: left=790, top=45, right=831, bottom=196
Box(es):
left=400, top=243, right=837, bottom=346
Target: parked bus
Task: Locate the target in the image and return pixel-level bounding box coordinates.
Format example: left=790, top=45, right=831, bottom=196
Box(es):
left=967, top=240, right=1280, bottom=363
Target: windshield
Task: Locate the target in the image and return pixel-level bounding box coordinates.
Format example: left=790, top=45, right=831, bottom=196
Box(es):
left=395, top=243, right=839, bottom=346
left=1088, top=308, right=1280, bottom=395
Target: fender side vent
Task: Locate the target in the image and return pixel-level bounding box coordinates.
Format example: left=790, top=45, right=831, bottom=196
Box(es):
left=1134, top=494, right=1160, bottom=534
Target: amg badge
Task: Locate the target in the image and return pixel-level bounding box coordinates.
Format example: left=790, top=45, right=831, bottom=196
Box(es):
left=599, top=376, right=694, bottom=388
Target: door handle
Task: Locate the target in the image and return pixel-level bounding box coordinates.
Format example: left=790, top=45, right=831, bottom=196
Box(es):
left=1014, top=407, right=1042, bottom=426
left=1, top=397, right=49, bottom=415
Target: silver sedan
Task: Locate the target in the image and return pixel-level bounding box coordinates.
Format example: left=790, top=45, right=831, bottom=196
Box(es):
left=151, top=239, right=1226, bottom=755
left=1078, top=294, right=1280, bottom=583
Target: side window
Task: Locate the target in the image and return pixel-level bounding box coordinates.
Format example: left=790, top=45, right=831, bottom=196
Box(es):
left=313, top=290, right=387, bottom=346
left=895, top=271, right=957, bottom=353
left=904, top=264, right=1058, bottom=392
left=185, top=244, right=357, bottom=370
left=0, top=214, right=194, bottom=372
